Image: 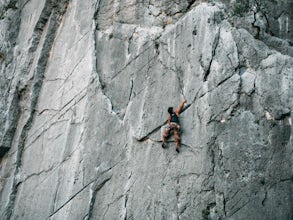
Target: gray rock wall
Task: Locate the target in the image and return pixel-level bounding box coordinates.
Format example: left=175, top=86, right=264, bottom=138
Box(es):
left=0, top=0, right=292, bottom=219
left=218, top=0, right=293, bottom=57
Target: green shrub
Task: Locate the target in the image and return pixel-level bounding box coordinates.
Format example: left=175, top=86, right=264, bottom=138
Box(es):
left=202, top=208, right=210, bottom=220
left=109, top=33, right=114, bottom=40
left=0, top=53, right=5, bottom=60
left=232, top=0, right=250, bottom=17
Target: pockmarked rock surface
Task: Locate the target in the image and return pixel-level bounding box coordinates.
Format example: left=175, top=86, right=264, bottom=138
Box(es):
left=0, top=0, right=292, bottom=219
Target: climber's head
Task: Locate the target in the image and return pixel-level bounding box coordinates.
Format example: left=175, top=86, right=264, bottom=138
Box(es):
left=168, top=107, right=174, bottom=114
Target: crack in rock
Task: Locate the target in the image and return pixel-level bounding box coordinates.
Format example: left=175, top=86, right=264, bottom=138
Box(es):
left=1, top=1, right=71, bottom=219
left=203, top=27, right=221, bottom=81
left=86, top=171, right=113, bottom=220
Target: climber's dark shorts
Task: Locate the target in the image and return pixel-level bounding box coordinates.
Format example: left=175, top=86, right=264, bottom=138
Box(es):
left=163, top=123, right=181, bottom=141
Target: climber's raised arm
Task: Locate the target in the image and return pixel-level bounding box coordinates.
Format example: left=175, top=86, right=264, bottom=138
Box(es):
left=175, top=99, right=187, bottom=115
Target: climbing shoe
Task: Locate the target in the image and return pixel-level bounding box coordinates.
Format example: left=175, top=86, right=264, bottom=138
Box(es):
left=176, top=148, right=180, bottom=153
left=162, top=143, right=166, bottom=148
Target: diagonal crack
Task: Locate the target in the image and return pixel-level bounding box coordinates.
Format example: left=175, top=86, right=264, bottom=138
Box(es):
left=228, top=196, right=259, bottom=218
left=49, top=169, right=112, bottom=219
left=16, top=165, right=55, bottom=188
left=137, top=122, right=166, bottom=142
left=48, top=181, right=92, bottom=218
left=111, top=42, right=154, bottom=80
left=86, top=171, right=113, bottom=220
left=203, top=28, right=220, bottom=81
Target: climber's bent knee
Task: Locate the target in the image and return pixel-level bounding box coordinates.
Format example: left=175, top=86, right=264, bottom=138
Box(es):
left=174, top=131, right=181, bottom=142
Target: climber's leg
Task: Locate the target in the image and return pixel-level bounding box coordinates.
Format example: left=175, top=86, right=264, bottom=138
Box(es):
left=162, top=125, right=170, bottom=148
left=173, top=124, right=181, bottom=152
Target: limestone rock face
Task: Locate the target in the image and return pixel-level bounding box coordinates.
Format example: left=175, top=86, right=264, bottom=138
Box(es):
left=218, top=0, right=293, bottom=57
left=0, top=0, right=292, bottom=220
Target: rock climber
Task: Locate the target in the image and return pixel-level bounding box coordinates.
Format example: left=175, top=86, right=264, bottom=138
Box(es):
left=162, top=99, right=187, bottom=153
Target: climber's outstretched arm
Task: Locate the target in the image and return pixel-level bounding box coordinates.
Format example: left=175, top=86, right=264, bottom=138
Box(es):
left=175, top=99, right=187, bottom=115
